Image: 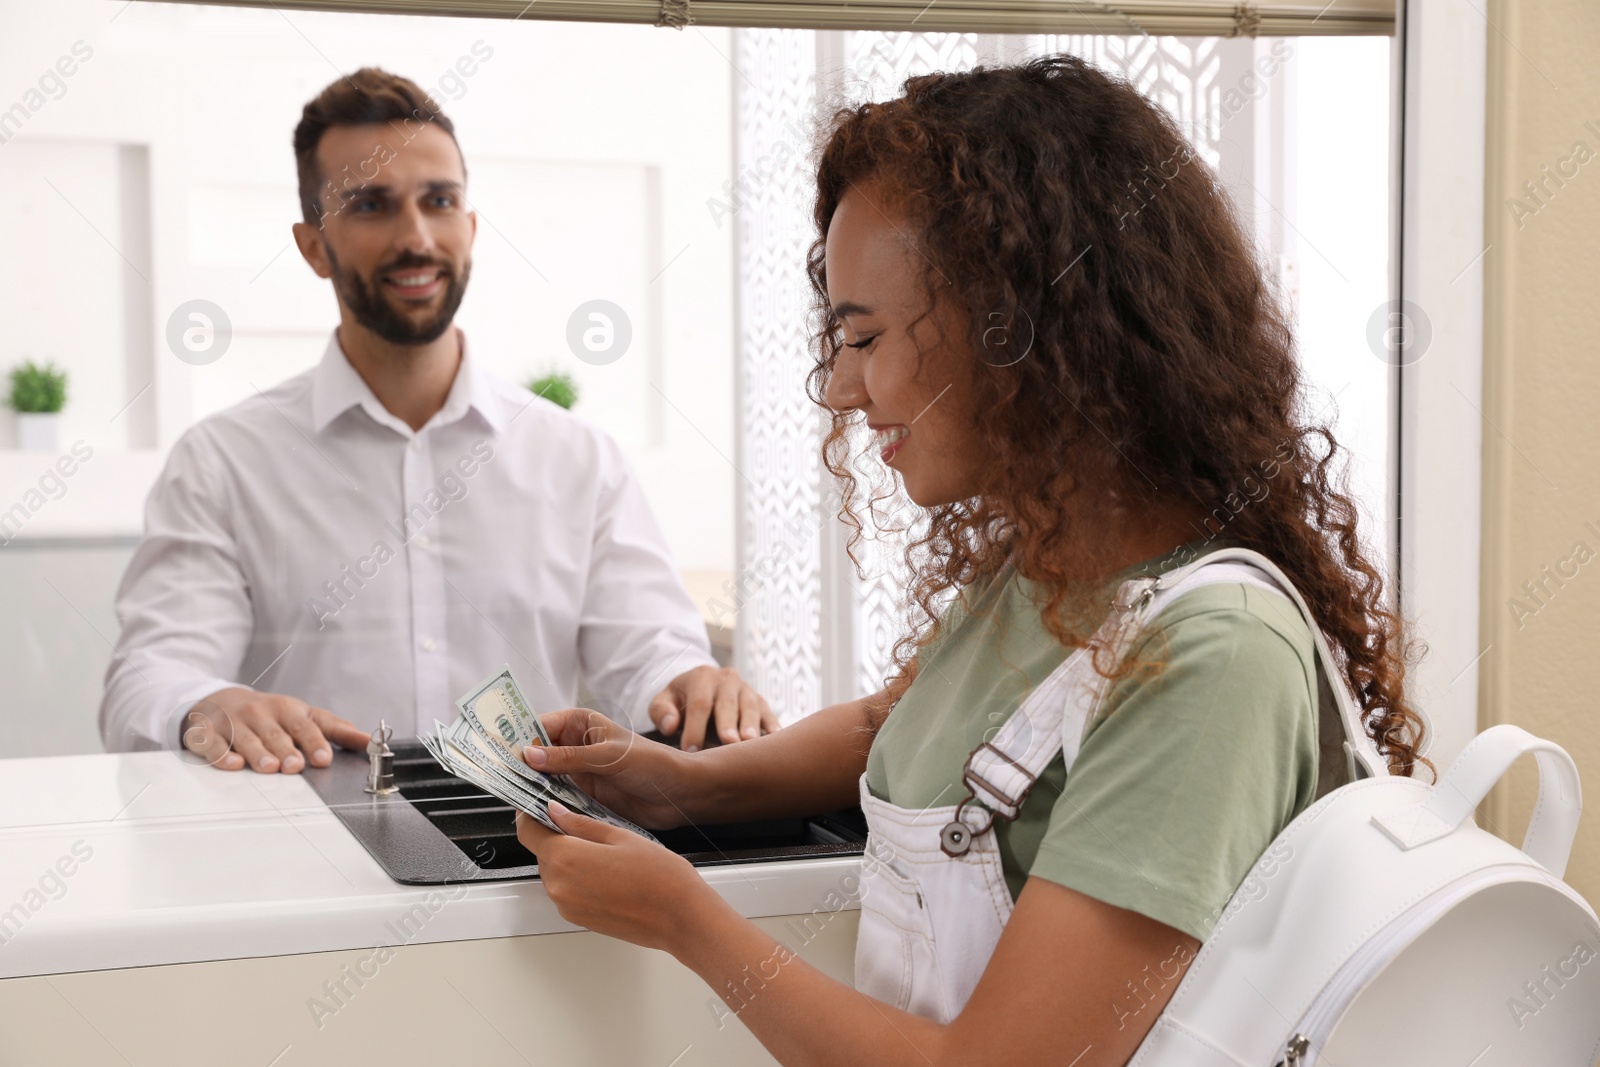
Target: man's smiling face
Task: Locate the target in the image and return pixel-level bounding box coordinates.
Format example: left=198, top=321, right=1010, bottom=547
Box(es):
left=302, top=122, right=476, bottom=345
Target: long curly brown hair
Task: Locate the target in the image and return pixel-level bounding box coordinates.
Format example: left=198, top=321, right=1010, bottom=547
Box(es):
left=804, top=54, right=1428, bottom=779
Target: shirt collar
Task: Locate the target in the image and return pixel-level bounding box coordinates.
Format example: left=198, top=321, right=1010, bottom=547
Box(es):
left=310, top=328, right=508, bottom=437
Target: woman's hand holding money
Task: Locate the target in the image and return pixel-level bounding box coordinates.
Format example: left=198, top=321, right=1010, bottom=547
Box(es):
left=515, top=708, right=736, bottom=952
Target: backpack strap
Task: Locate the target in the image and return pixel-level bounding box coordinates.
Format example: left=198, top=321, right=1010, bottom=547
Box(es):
left=959, top=548, right=1388, bottom=839
left=1148, top=548, right=1391, bottom=782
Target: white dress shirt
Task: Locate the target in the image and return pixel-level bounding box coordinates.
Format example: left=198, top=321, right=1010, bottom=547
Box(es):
left=100, top=331, right=715, bottom=751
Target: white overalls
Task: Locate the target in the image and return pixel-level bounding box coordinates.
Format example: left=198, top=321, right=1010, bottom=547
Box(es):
left=852, top=550, right=1359, bottom=1024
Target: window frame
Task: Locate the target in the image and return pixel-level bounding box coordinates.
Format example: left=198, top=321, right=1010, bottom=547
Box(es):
left=1393, top=0, right=1488, bottom=772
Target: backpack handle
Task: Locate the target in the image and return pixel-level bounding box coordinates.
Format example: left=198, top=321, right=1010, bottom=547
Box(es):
left=1371, top=724, right=1583, bottom=878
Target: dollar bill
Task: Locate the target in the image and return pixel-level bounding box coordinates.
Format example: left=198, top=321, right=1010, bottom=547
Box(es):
left=422, top=724, right=563, bottom=834
left=442, top=716, right=592, bottom=816
left=457, top=666, right=552, bottom=751
left=450, top=671, right=596, bottom=808
left=426, top=666, right=658, bottom=842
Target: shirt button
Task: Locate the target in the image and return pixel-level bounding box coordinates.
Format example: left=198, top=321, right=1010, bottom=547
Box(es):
left=410, top=437, right=424, bottom=450
left=414, top=534, right=432, bottom=549
left=422, top=637, right=438, bottom=653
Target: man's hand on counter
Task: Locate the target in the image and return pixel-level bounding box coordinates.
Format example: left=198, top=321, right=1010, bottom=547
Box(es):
left=181, top=687, right=372, bottom=773
left=647, top=665, right=779, bottom=751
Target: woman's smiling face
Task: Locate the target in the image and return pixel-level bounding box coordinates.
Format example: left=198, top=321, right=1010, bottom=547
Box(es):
left=822, top=182, right=991, bottom=507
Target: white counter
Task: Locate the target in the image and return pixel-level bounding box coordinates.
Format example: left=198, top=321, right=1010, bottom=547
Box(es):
left=0, top=751, right=863, bottom=979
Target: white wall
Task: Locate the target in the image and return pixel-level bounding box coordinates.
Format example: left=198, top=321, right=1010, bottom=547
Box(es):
left=1291, top=36, right=1395, bottom=568
left=0, top=0, right=738, bottom=569
left=1207, top=35, right=1394, bottom=567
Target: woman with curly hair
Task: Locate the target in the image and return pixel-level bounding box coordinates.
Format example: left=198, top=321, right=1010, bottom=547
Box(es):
left=516, top=53, right=1425, bottom=1065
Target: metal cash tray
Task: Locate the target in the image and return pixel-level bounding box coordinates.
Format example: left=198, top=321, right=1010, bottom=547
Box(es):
left=302, top=737, right=867, bottom=885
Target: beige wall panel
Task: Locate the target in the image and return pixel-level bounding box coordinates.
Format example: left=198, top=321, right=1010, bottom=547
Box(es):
left=0, top=912, right=858, bottom=1065
left=1481, top=0, right=1600, bottom=906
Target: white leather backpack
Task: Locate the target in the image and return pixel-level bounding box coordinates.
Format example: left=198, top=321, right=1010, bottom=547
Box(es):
left=1127, top=550, right=1600, bottom=1067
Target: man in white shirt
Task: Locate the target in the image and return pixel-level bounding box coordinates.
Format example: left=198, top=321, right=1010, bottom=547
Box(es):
left=100, top=67, right=773, bottom=772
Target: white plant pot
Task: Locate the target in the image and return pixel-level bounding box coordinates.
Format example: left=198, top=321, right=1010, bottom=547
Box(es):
left=17, top=412, right=59, bottom=452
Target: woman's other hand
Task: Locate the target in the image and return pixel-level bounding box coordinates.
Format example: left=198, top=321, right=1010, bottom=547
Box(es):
left=523, top=708, right=699, bottom=829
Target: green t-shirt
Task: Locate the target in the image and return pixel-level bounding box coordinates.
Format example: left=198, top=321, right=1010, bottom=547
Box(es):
left=863, top=542, right=1319, bottom=943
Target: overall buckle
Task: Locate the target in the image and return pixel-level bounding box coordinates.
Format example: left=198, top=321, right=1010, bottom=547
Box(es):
left=942, top=742, right=1038, bottom=857
left=962, top=741, right=1038, bottom=816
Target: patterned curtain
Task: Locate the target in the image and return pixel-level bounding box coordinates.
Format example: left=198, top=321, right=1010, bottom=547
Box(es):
left=731, top=28, right=826, bottom=723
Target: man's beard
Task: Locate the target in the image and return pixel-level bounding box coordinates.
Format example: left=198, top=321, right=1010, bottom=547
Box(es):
left=327, top=247, right=470, bottom=346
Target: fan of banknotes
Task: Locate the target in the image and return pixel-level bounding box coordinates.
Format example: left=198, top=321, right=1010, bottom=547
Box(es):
left=421, top=665, right=658, bottom=842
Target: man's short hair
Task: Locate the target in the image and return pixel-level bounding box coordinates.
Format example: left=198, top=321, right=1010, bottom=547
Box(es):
left=292, top=67, right=461, bottom=225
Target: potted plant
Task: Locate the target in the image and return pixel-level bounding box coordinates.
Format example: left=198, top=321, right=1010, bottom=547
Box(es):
left=9, top=360, right=68, bottom=451
left=526, top=370, right=579, bottom=411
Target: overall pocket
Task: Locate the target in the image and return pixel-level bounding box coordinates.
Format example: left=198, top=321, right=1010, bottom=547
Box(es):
left=853, top=833, right=948, bottom=1020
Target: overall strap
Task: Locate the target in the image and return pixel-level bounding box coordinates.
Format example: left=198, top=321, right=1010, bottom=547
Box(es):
left=946, top=549, right=1388, bottom=855
left=943, top=572, right=1175, bottom=852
